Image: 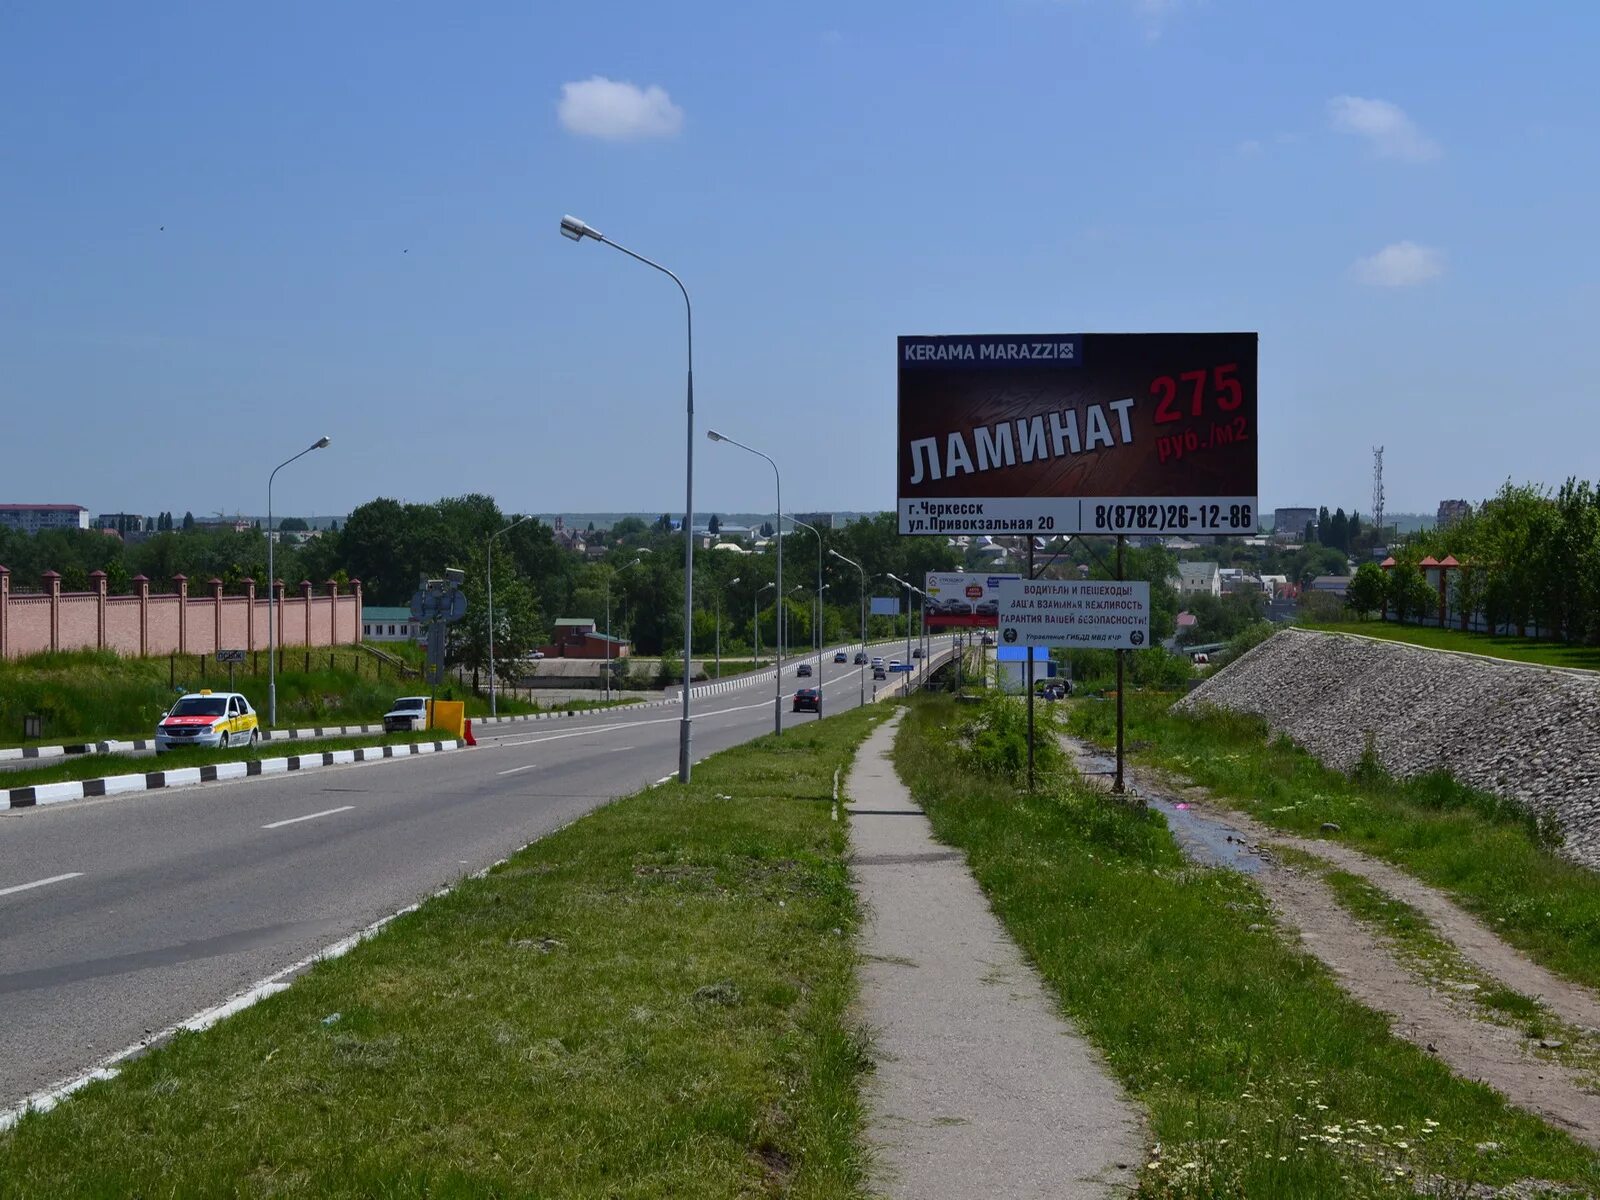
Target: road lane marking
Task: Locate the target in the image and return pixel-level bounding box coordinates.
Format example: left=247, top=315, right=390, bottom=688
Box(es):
left=0, top=872, right=83, bottom=898
left=601, top=745, right=636, bottom=754
left=261, top=805, right=355, bottom=830
left=497, top=764, right=540, bottom=776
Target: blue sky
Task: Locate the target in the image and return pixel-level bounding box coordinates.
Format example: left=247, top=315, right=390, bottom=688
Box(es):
left=4, top=1, right=1595, bottom=522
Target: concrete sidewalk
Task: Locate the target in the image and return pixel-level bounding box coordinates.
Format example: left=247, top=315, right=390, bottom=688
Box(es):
left=847, top=713, right=1143, bottom=1199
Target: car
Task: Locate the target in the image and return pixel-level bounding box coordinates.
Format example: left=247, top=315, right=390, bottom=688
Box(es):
left=529, top=651, right=546, bottom=660
left=981, top=634, right=995, bottom=646
left=383, top=695, right=431, bottom=733
left=912, top=647, right=924, bottom=658
left=155, top=690, right=259, bottom=753
left=1192, top=652, right=1210, bottom=665
left=834, top=650, right=848, bottom=663
left=936, top=596, right=972, bottom=616
left=796, top=662, right=813, bottom=678
left=870, top=656, right=885, bottom=669
left=974, top=599, right=1000, bottom=617
left=1037, top=681, right=1070, bottom=701
left=889, top=659, right=903, bottom=671
left=872, top=667, right=888, bottom=681
left=854, top=651, right=868, bottom=665
left=793, top=687, right=821, bottom=713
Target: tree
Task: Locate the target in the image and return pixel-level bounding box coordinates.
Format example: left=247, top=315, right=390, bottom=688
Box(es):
left=1304, top=520, right=1315, bottom=544
left=760, top=520, right=775, bottom=538
left=144, top=516, right=155, bottom=533
left=707, top=514, right=721, bottom=535
left=181, top=511, right=195, bottom=532
left=1345, top=562, right=1387, bottom=618
left=277, top=517, right=309, bottom=532
left=1386, top=566, right=1437, bottom=623
left=1328, top=508, right=1349, bottom=553
left=1348, top=512, right=1362, bottom=546
left=1317, top=506, right=1331, bottom=541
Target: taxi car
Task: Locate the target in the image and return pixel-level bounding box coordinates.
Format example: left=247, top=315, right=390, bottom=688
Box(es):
left=155, top=690, right=259, bottom=753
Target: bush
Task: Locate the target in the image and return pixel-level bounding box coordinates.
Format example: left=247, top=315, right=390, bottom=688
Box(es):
left=961, top=691, right=1060, bottom=781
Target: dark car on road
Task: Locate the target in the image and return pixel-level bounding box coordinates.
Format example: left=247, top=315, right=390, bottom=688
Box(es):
left=912, top=646, right=924, bottom=658
left=793, top=687, right=821, bottom=713
left=854, top=651, right=868, bottom=664
left=796, top=662, right=812, bottom=677
left=872, top=666, right=888, bottom=680
left=834, top=650, right=848, bottom=663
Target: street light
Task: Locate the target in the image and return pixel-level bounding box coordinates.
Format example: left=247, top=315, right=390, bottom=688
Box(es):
left=487, top=514, right=534, bottom=717
left=706, top=429, right=783, bottom=735
left=789, top=516, right=826, bottom=705
left=266, top=435, right=330, bottom=728
left=718, top=577, right=740, bottom=678
left=606, top=558, right=642, bottom=704
left=886, top=572, right=916, bottom=694
left=561, top=213, right=696, bottom=783
left=829, top=548, right=867, bottom=708
left=755, top=581, right=774, bottom=665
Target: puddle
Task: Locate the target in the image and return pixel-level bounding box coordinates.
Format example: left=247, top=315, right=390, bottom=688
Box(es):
left=1072, top=749, right=1266, bottom=875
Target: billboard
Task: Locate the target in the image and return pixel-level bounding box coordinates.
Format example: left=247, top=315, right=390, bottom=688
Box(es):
left=923, top=571, right=1021, bottom=628
left=898, top=333, right=1257, bottom=536
left=870, top=596, right=902, bottom=617
left=997, top=579, right=1151, bottom=650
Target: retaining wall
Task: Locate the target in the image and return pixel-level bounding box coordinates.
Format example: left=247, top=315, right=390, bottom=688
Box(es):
left=1179, top=628, right=1600, bottom=866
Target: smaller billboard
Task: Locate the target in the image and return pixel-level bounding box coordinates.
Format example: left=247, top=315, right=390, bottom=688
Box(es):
left=870, top=596, right=902, bottom=617
left=923, top=572, right=1021, bottom=628
left=997, top=579, right=1151, bottom=650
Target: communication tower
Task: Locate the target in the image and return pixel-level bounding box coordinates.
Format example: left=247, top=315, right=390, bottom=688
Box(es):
left=1372, top=446, right=1386, bottom=543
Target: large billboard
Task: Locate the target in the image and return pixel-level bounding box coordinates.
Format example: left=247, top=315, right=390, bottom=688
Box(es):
left=898, top=333, right=1257, bottom=536
left=923, top=571, right=1021, bottom=628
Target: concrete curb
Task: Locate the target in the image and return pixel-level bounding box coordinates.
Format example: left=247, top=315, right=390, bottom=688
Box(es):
left=0, top=738, right=156, bottom=762
left=0, top=740, right=465, bottom=811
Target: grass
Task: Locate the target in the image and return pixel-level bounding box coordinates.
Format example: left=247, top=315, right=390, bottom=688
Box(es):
left=895, top=693, right=1600, bottom=1197
left=1070, top=695, right=1600, bottom=998
left=1300, top=618, right=1600, bottom=672
left=0, top=706, right=888, bottom=1198
left=0, top=649, right=565, bottom=747
left=0, top=731, right=451, bottom=789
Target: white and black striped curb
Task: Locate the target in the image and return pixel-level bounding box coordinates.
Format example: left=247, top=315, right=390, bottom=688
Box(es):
left=0, top=741, right=464, bottom=811
left=467, top=699, right=672, bottom=728
left=0, top=738, right=156, bottom=763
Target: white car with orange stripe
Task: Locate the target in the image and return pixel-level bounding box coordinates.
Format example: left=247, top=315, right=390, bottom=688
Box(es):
left=154, top=690, right=260, bottom=753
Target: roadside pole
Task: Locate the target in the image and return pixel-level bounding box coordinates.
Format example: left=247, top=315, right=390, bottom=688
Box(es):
left=1115, top=534, right=1126, bottom=796
left=1026, top=541, right=1036, bottom=791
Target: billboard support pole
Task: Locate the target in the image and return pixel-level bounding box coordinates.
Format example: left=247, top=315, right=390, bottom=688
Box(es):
left=1026, top=540, right=1036, bottom=791
left=1114, top=534, right=1126, bottom=797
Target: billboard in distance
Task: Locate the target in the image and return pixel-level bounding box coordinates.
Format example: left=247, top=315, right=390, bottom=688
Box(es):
left=898, top=332, right=1257, bottom=537
left=870, top=596, right=902, bottom=617
left=923, top=571, right=1021, bottom=628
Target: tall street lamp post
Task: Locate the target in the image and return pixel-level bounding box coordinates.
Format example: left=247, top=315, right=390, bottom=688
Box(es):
left=829, top=548, right=867, bottom=708
left=886, top=572, right=916, bottom=696
left=706, top=430, right=783, bottom=735
left=789, top=516, right=826, bottom=702
left=561, top=214, right=696, bottom=783
left=487, top=514, right=534, bottom=717
left=755, top=581, right=773, bottom=663
left=717, top=577, right=740, bottom=678
left=266, top=435, right=330, bottom=728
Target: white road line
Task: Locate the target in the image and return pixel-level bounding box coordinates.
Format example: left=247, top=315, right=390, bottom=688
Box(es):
left=601, top=745, right=635, bottom=754
left=497, top=764, right=540, bottom=776
left=0, top=872, right=83, bottom=898
left=261, top=805, right=355, bottom=830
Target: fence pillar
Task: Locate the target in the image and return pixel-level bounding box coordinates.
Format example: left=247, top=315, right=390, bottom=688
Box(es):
left=350, top=579, right=363, bottom=645
left=172, top=574, right=189, bottom=654
left=89, top=569, right=108, bottom=649
left=42, top=570, right=61, bottom=651
left=0, top=564, right=9, bottom=659
left=295, top=580, right=310, bottom=647
left=245, top=577, right=258, bottom=650
left=210, top=577, right=225, bottom=653
left=325, top=579, right=340, bottom=645
left=132, top=575, right=150, bottom=656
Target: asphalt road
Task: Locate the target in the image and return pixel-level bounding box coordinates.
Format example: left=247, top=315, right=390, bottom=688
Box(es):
left=0, top=637, right=954, bottom=1108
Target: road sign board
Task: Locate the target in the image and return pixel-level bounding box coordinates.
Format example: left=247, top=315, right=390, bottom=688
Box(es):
left=997, top=579, right=1150, bottom=650
left=889, top=662, right=914, bottom=672
left=898, top=332, right=1258, bottom=535
left=216, top=649, right=246, bottom=664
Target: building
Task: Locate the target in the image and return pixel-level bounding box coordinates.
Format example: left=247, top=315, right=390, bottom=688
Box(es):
left=1271, top=507, right=1317, bottom=542
left=362, top=606, right=422, bottom=643
left=538, top=618, right=631, bottom=660
left=0, top=504, right=89, bottom=534
left=1308, top=575, right=1352, bottom=598
left=1436, top=499, right=1472, bottom=530
left=1174, top=561, right=1221, bottom=598
left=790, top=512, right=835, bottom=530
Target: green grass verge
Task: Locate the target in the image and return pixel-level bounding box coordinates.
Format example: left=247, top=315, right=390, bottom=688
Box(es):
left=896, top=694, right=1600, bottom=1197
left=0, top=709, right=887, bottom=1198
left=0, top=732, right=451, bottom=789
left=1070, top=696, right=1600, bottom=997
left=1300, top=619, right=1600, bottom=672
left=0, top=649, right=575, bottom=748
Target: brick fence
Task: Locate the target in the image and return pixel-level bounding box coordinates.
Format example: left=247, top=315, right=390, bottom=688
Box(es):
left=0, top=566, right=363, bottom=659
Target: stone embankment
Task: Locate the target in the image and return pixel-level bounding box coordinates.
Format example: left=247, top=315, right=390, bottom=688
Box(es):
left=1179, top=628, right=1600, bottom=867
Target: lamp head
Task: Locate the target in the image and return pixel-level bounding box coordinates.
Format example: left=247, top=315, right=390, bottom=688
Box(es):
left=313, top=436, right=330, bottom=449
left=560, top=214, right=598, bottom=242
left=706, top=429, right=724, bottom=442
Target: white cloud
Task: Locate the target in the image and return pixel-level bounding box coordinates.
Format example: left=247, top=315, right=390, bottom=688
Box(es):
left=558, top=77, right=683, bottom=141
left=1235, top=138, right=1263, bottom=157
left=1327, top=95, right=1440, bottom=162
left=1133, top=0, right=1185, bottom=39
left=1351, top=241, right=1446, bottom=287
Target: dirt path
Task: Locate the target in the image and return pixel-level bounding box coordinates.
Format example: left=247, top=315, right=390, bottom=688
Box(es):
left=1063, top=735, right=1600, bottom=1150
